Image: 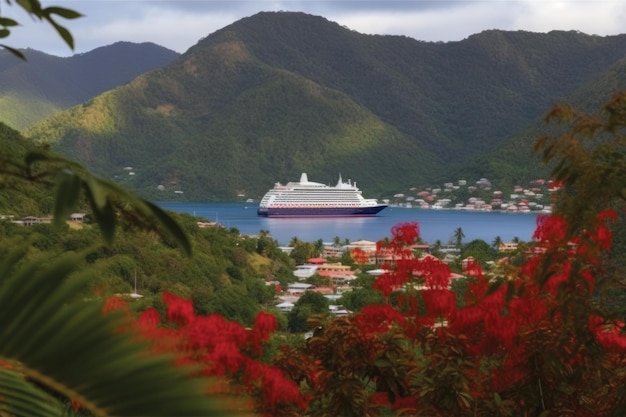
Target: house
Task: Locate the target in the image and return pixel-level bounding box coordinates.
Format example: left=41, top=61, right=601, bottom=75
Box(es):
left=276, top=301, right=295, bottom=312
left=316, top=263, right=356, bottom=285
left=499, top=242, right=519, bottom=252
left=287, top=282, right=314, bottom=296
left=70, top=213, right=87, bottom=222
left=197, top=221, right=222, bottom=228
left=278, top=246, right=294, bottom=255
left=306, top=257, right=327, bottom=265
left=13, top=216, right=52, bottom=226
left=322, top=245, right=345, bottom=258
left=293, top=265, right=318, bottom=280
left=329, top=305, right=351, bottom=317
left=310, top=286, right=335, bottom=295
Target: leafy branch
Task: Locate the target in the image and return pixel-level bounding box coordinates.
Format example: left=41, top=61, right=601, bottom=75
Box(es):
left=0, top=244, right=227, bottom=416
left=0, top=0, right=82, bottom=59
left=0, top=148, right=192, bottom=255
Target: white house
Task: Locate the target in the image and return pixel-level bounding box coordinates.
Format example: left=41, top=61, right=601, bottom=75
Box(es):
left=293, top=265, right=318, bottom=280
left=287, top=282, right=314, bottom=295
left=276, top=301, right=295, bottom=312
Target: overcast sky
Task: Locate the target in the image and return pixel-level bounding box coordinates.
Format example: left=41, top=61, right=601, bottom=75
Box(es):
left=4, top=1, right=626, bottom=56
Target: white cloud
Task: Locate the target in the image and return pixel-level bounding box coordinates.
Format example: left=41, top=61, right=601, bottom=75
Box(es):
left=332, top=3, right=515, bottom=42
left=1, top=0, right=624, bottom=56
left=75, top=7, right=238, bottom=53
left=513, top=0, right=626, bottom=36
left=334, top=1, right=625, bottom=42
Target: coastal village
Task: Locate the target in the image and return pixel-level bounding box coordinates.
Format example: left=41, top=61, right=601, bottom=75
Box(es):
left=270, top=239, right=421, bottom=316
left=269, top=237, right=515, bottom=321
left=387, top=177, right=558, bottom=212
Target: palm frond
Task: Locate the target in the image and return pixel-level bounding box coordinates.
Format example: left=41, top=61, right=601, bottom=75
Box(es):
left=0, top=244, right=234, bottom=417
left=0, top=368, right=58, bottom=417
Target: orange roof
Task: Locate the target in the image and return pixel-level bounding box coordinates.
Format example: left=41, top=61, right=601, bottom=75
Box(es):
left=311, top=286, right=335, bottom=294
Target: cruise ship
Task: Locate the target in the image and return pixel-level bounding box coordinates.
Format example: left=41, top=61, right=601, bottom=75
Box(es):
left=257, top=173, right=388, bottom=217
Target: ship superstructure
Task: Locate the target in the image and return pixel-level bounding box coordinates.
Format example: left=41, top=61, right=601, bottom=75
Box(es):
left=257, top=173, right=387, bottom=217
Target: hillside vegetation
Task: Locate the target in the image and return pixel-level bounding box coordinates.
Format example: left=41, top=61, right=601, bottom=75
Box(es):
left=0, top=121, right=294, bottom=326
left=24, top=12, right=626, bottom=201
left=0, top=42, right=179, bottom=130
left=0, top=124, right=53, bottom=215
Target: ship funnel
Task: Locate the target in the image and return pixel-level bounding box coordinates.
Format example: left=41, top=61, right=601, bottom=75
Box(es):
left=337, top=174, right=343, bottom=186
left=300, top=173, right=308, bottom=183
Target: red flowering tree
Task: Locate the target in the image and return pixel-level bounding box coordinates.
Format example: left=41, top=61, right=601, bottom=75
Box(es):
left=263, top=93, right=626, bottom=416
left=106, top=93, right=626, bottom=416
left=104, top=292, right=310, bottom=417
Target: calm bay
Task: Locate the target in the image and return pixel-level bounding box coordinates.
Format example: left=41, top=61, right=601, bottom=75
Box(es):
left=158, top=202, right=541, bottom=246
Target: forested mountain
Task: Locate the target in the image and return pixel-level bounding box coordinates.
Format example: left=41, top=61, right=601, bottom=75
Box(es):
left=0, top=42, right=179, bottom=129
left=24, top=11, right=626, bottom=201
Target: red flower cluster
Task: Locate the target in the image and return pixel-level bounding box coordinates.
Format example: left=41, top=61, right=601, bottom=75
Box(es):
left=590, top=315, right=626, bottom=351
left=354, top=304, right=406, bottom=334
left=109, top=292, right=307, bottom=416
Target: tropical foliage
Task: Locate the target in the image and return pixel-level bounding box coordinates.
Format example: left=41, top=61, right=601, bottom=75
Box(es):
left=0, top=0, right=81, bottom=59
left=0, top=244, right=232, bottom=417
left=73, top=92, right=626, bottom=417
left=0, top=119, right=255, bottom=414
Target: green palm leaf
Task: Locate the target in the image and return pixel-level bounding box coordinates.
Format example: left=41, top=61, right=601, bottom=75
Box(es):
left=0, top=368, right=58, bottom=417
left=0, top=244, right=235, bottom=417
left=22, top=149, right=192, bottom=255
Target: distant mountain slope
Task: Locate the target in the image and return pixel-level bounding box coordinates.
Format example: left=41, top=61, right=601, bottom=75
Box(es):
left=459, top=53, right=626, bottom=189
left=24, top=12, right=626, bottom=201
left=0, top=42, right=179, bottom=129
left=220, top=14, right=626, bottom=162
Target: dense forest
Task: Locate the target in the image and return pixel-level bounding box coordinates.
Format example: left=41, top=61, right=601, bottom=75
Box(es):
left=22, top=12, right=626, bottom=201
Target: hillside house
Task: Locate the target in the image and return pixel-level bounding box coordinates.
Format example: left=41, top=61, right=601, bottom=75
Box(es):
left=293, top=264, right=318, bottom=280
left=13, top=216, right=52, bottom=226
left=276, top=301, right=295, bottom=312
left=70, top=213, right=87, bottom=222
left=316, top=263, right=356, bottom=285
left=322, top=245, right=345, bottom=258
left=287, top=282, right=314, bottom=296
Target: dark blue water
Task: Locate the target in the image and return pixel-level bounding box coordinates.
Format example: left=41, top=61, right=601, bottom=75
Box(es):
left=158, top=202, right=541, bottom=246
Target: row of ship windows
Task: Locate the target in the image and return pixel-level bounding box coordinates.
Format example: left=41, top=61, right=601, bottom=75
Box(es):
left=268, top=200, right=361, bottom=206
left=273, top=197, right=362, bottom=200
left=268, top=191, right=362, bottom=196
left=261, top=198, right=362, bottom=202
left=267, top=203, right=361, bottom=207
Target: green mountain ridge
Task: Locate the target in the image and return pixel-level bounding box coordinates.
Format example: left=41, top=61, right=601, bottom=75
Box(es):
left=23, top=11, right=626, bottom=201
left=0, top=42, right=179, bottom=130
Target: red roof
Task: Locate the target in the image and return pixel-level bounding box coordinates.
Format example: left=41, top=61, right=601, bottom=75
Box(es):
left=307, top=257, right=327, bottom=264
